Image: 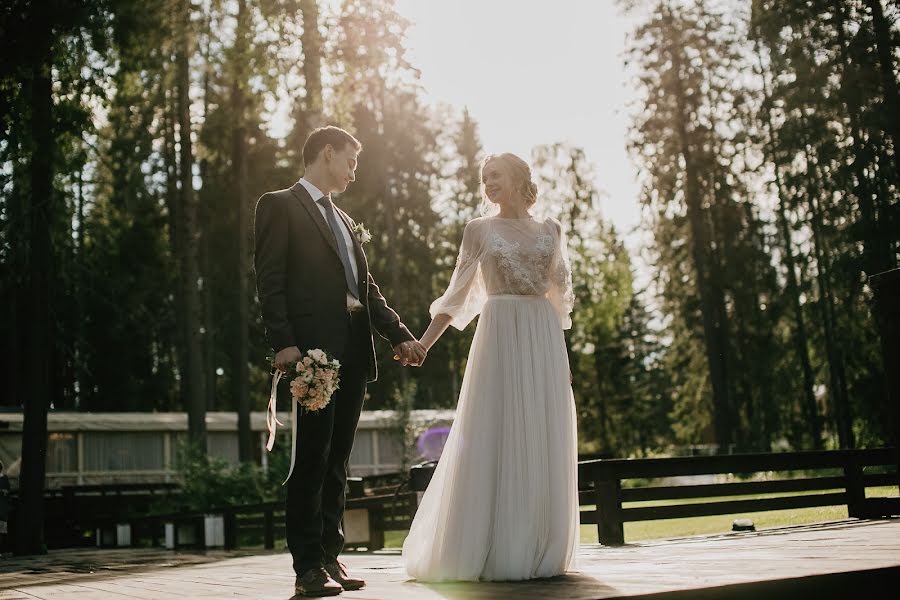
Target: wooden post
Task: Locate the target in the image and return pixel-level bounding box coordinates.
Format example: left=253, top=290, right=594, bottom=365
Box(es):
left=844, top=462, right=866, bottom=519
left=595, top=478, right=624, bottom=546
left=368, top=511, right=385, bottom=551
left=223, top=509, right=237, bottom=550
left=869, top=268, right=900, bottom=480
left=151, top=517, right=160, bottom=548
left=194, top=515, right=204, bottom=549
left=77, top=433, right=85, bottom=485
left=264, top=508, right=275, bottom=549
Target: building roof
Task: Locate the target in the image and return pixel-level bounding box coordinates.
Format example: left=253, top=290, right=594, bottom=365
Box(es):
left=0, top=410, right=457, bottom=433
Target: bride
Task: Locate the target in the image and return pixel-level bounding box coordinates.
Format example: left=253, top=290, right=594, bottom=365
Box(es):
left=402, top=152, right=579, bottom=582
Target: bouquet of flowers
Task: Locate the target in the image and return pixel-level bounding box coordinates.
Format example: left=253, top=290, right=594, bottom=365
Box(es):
left=288, top=348, right=341, bottom=411
left=266, top=349, right=341, bottom=483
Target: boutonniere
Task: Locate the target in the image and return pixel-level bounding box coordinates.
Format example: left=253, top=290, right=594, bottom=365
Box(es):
left=352, top=222, right=372, bottom=244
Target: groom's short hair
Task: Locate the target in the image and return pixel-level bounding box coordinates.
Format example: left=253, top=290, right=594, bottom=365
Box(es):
left=303, top=126, right=362, bottom=167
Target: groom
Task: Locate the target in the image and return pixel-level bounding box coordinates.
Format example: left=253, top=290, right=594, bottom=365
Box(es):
left=254, top=125, right=426, bottom=596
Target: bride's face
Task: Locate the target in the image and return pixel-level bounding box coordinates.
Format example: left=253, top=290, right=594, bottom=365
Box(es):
left=482, top=162, right=512, bottom=205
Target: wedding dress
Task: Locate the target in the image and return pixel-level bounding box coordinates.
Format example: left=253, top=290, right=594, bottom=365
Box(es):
left=402, top=215, right=579, bottom=582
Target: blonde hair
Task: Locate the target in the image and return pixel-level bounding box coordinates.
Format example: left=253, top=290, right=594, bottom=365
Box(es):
left=482, top=153, right=538, bottom=211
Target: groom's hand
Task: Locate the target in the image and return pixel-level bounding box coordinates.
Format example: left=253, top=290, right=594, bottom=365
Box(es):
left=274, top=346, right=302, bottom=372
left=393, top=340, right=427, bottom=367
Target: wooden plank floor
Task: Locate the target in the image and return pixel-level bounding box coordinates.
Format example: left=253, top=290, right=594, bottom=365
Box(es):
left=1, top=519, right=899, bottom=599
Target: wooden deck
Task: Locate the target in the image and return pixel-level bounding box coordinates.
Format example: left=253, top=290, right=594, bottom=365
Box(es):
left=1, top=519, right=899, bottom=599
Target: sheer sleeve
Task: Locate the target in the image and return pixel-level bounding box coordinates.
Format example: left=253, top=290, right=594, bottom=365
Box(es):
left=546, top=218, right=574, bottom=330
left=430, top=220, right=487, bottom=330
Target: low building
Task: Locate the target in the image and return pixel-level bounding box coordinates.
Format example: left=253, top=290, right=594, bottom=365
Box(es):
left=0, top=410, right=455, bottom=488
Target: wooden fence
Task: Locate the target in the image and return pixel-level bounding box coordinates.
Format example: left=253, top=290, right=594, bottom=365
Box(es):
left=578, top=447, right=900, bottom=545
left=70, top=447, right=900, bottom=551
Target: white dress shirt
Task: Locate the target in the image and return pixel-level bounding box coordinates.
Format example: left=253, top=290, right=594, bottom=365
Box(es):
left=298, top=178, right=365, bottom=311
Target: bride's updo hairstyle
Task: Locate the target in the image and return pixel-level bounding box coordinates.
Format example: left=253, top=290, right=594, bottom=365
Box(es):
left=483, top=153, right=539, bottom=208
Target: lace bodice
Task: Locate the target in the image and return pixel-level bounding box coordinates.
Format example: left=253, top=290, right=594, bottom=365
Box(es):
left=431, top=216, right=575, bottom=329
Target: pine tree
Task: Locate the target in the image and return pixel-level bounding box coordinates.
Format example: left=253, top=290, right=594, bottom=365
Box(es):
left=626, top=1, right=738, bottom=450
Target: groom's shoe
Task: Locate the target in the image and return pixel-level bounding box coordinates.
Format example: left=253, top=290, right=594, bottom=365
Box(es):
left=324, top=560, right=366, bottom=591
left=295, top=567, right=343, bottom=597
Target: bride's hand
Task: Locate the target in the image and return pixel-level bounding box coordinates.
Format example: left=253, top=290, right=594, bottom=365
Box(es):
left=411, top=340, right=428, bottom=367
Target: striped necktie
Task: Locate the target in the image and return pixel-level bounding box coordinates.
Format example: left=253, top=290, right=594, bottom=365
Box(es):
left=317, top=196, right=360, bottom=299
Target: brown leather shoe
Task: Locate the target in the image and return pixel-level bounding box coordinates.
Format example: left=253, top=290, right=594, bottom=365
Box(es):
left=324, top=560, right=365, bottom=591
left=295, top=567, right=343, bottom=597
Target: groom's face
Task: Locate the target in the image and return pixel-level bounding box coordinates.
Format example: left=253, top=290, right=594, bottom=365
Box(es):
left=326, top=144, right=359, bottom=193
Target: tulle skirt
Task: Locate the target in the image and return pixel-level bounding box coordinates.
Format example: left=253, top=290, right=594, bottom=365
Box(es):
left=402, top=295, right=579, bottom=582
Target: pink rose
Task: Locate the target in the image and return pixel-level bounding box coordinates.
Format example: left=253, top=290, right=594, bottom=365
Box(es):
left=290, top=378, right=309, bottom=398
left=308, top=349, right=328, bottom=365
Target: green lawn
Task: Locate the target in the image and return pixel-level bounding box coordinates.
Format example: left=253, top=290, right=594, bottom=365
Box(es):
left=383, top=486, right=898, bottom=548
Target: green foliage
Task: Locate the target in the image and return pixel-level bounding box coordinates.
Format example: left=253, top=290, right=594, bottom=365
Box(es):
left=416, top=109, right=483, bottom=408
left=532, top=143, right=673, bottom=456
left=748, top=0, right=897, bottom=448
left=2, top=0, right=894, bottom=469
left=623, top=0, right=896, bottom=452
left=158, top=441, right=285, bottom=513
left=382, top=379, right=418, bottom=472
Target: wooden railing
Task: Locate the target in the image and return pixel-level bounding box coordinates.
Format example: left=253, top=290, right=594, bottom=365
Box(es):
left=82, top=448, right=900, bottom=551
left=88, top=481, right=417, bottom=551
left=577, top=447, right=900, bottom=545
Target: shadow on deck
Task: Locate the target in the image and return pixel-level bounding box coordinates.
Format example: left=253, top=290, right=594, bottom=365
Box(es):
left=1, top=518, right=898, bottom=599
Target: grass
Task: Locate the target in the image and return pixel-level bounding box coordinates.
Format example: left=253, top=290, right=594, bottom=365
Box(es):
left=381, top=485, right=898, bottom=548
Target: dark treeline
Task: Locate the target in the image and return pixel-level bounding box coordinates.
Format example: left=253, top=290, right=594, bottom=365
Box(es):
left=624, top=0, right=898, bottom=452
left=0, top=0, right=659, bottom=453
left=1, top=0, right=897, bottom=537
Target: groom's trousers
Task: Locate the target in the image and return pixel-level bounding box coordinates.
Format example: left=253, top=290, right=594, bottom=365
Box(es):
left=286, top=309, right=370, bottom=575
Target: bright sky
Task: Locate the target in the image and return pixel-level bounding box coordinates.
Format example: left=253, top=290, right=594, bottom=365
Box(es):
left=394, top=0, right=644, bottom=250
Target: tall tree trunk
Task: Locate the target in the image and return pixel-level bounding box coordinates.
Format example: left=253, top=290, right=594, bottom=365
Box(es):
left=199, top=175, right=214, bottom=415
left=177, top=0, right=207, bottom=448
left=233, top=0, right=253, bottom=463
left=199, top=16, right=215, bottom=413
left=755, top=44, right=823, bottom=449
left=74, top=168, right=85, bottom=409
left=163, top=87, right=187, bottom=413
left=16, top=14, right=53, bottom=555
left=667, top=12, right=733, bottom=451
left=287, top=0, right=324, bottom=158
left=5, top=177, right=23, bottom=411
left=832, top=1, right=892, bottom=278
left=866, top=0, right=900, bottom=178
left=704, top=102, right=739, bottom=448
left=804, top=140, right=854, bottom=448
left=300, top=0, right=324, bottom=133
left=866, top=0, right=900, bottom=262
left=776, top=184, right=823, bottom=448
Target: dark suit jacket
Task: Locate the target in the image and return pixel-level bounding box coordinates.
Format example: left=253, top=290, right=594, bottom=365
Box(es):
left=254, top=182, right=414, bottom=382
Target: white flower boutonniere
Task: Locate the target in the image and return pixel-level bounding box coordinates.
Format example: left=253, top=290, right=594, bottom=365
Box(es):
left=352, top=222, right=372, bottom=244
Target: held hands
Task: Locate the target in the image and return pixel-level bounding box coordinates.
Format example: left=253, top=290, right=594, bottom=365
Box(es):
left=393, top=339, right=427, bottom=367
left=278, top=341, right=426, bottom=371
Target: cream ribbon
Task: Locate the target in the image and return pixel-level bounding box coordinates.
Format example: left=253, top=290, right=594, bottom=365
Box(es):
left=265, top=369, right=300, bottom=486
